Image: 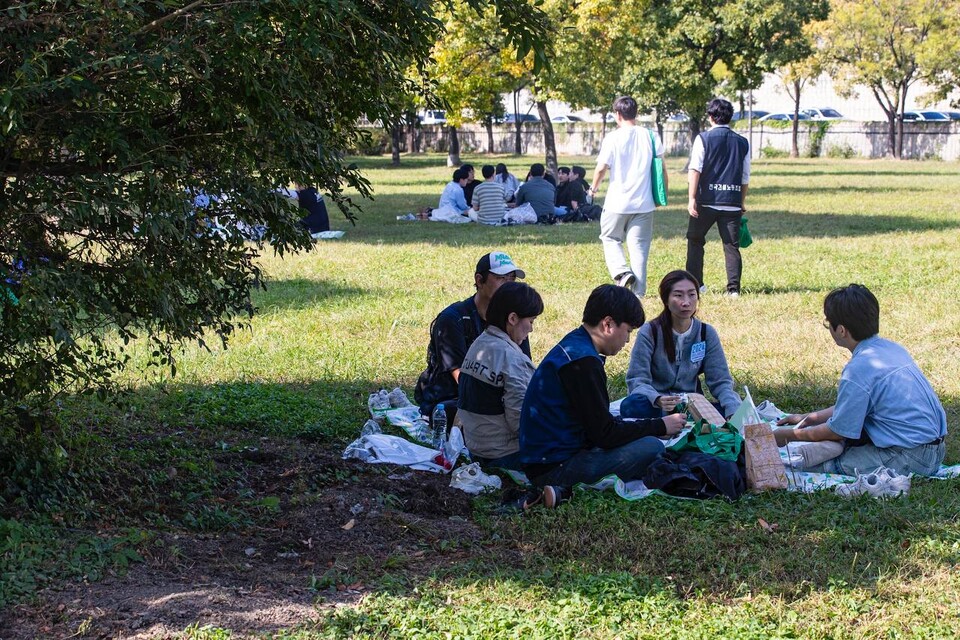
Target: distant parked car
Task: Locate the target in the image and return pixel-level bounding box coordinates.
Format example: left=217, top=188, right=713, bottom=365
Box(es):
left=504, top=113, right=540, bottom=123
left=667, top=112, right=690, bottom=122
left=551, top=114, right=584, bottom=123
left=731, top=110, right=770, bottom=121
left=941, top=111, right=960, bottom=121
left=801, top=108, right=845, bottom=120
left=421, top=110, right=447, bottom=124
left=902, top=111, right=949, bottom=121
left=758, top=112, right=812, bottom=122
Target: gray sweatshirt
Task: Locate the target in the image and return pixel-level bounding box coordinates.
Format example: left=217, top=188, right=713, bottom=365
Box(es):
left=625, top=318, right=741, bottom=418
left=457, top=326, right=536, bottom=458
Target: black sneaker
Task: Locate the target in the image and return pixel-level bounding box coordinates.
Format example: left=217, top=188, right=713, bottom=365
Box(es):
left=543, top=485, right=570, bottom=509
left=493, top=488, right=542, bottom=515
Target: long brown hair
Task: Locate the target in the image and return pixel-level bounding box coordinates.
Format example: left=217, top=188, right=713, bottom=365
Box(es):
left=653, top=270, right=700, bottom=363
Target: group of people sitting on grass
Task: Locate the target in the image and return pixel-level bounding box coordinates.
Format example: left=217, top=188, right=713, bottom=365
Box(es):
left=413, top=250, right=948, bottom=508
left=435, top=163, right=600, bottom=226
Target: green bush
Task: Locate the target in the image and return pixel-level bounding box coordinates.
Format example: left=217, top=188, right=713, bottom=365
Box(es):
left=826, top=143, right=858, bottom=159
left=761, top=144, right=789, bottom=158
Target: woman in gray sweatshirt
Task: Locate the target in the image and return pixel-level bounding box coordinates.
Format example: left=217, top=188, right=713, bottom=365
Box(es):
left=622, top=270, right=741, bottom=420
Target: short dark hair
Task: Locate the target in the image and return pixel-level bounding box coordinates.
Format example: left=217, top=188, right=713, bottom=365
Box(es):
left=612, top=96, right=638, bottom=120
left=452, top=168, right=466, bottom=182
left=823, top=284, right=879, bottom=341
left=529, top=163, right=545, bottom=177
left=571, top=165, right=586, bottom=180
left=707, top=98, right=734, bottom=125
left=481, top=165, right=495, bottom=179
left=558, top=166, right=571, bottom=176
left=582, top=284, right=645, bottom=328
left=496, top=163, right=509, bottom=176
left=486, top=282, right=544, bottom=332
left=461, top=164, right=474, bottom=174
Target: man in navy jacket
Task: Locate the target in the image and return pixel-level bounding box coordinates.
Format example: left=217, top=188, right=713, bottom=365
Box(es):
left=519, top=285, right=685, bottom=490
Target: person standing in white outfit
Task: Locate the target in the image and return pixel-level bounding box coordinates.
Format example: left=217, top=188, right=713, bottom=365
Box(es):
left=589, top=96, right=667, bottom=297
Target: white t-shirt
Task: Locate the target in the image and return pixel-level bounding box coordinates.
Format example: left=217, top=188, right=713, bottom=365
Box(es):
left=595, top=124, right=663, bottom=214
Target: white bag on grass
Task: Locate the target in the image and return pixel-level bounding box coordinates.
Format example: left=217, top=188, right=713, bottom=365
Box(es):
left=429, top=205, right=471, bottom=223
left=503, top=202, right=538, bottom=225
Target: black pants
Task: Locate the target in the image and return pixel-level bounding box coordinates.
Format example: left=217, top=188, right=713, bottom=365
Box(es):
left=685, top=206, right=742, bottom=293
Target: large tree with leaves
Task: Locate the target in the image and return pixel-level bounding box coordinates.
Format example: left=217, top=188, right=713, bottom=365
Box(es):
left=623, top=0, right=829, bottom=142
left=0, top=0, right=546, bottom=427
left=815, top=0, right=960, bottom=158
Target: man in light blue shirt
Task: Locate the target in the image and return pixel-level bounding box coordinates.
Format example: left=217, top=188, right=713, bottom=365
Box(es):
left=775, top=284, right=947, bottom=476
left=438, top=168, right=469, bottom=214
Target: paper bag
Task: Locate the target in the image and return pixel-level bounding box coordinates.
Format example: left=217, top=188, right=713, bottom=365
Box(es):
left=684, top=393, right=725, bottom=431
left=743, top=423, right=788, bottom=491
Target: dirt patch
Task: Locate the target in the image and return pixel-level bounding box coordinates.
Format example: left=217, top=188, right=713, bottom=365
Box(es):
left=1, top=443, right=499, bottom=639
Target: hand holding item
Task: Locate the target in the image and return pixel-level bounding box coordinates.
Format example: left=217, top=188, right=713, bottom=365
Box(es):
left=776, top=413, right=808, bottom=427
left=657, top=395, right=682, bottom=412
left=662, top=413, right=686, bottom=436
left=773, top=427, right=795, bottom=447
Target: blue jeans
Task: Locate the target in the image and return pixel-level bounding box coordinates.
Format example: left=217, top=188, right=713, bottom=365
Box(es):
left=473, top=451, right=525, bottom=472
left=619, top=394, right=663, bottom=419
left=808, top=441, right=945, bottom=476
left=531, top=437, right=665, bottom=487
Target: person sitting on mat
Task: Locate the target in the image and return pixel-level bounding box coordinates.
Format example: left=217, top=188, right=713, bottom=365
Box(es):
left=621, top=269, right=741, bottom=420
left=774, top=283, right=947, bottom=477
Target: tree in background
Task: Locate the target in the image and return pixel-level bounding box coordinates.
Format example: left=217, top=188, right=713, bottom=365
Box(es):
left=816, top=0, right=960, bottom=158
left=778, top=36, right=824, bottom=157
left=426, top=2, right=515, bottom=165
left=0, top=0, right=546, bottom=434
left=625, top=0, right=829, bottom=143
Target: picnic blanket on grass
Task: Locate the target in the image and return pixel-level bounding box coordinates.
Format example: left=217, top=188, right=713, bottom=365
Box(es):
left=348, top=390, right=958, bottom=496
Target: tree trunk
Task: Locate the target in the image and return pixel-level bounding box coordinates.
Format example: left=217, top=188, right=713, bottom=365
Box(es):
left=390, top=123, right=401, bottom=166
left=447, top=126, right=461, bottom=167
left=887, top=114, right=897, bottom=159
left=513, top=89, right=523, bottom=154
left=790, top=79, right=800, bottom=158
left=897, top=85, right=908, bottom=159
left=537, top=101, right=557, bottom=174
left=406, top=112, right=418, bottom=154
left=485, top=119, right=494, bottom=154
left=688, top=119, right=701, bottom=146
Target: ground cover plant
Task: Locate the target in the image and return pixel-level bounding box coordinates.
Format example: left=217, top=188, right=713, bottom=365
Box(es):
left=2, top=155, right=960, bottom=638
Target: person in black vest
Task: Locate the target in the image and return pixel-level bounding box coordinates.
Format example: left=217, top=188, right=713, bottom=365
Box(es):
left=414, top=251, right=530, bottom=422
left=685, top=98, right=751, bottom=296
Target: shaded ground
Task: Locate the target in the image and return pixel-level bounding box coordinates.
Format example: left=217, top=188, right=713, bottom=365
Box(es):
left=1, top=443, right=493, bottom=639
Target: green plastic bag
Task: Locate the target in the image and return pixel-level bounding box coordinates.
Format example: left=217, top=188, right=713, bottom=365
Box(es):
left=649, top=129, right=667, bottom=207
left=739, top=216, right=753, bottom=248
left=669, top=419, right=743, bottom=461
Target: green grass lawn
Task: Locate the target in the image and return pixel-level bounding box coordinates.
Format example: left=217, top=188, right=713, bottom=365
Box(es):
left=5, top=153, right=960, bottom=638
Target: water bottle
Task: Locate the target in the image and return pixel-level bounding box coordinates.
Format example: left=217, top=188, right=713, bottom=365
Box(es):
left=431, top=403, right=448, bottom=450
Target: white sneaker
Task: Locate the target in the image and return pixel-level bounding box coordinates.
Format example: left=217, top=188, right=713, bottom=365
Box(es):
left=699, top=284, right=708, bottom=295
left=387, top=387, right=413, bottom=408
left=876, top=467, right=911, bottom=496
left=835, top=467, right=910, bottom=499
